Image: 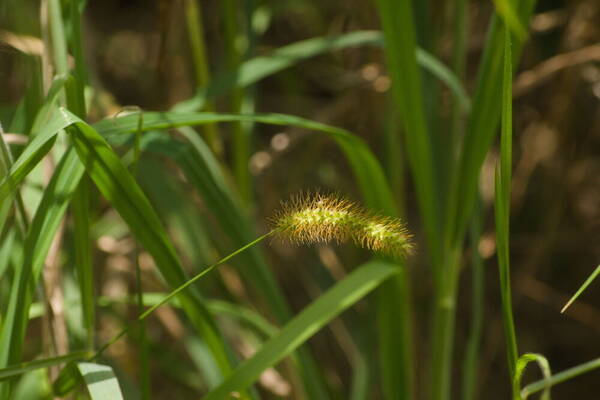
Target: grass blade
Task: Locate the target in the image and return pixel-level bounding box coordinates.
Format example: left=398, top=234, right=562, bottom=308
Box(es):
left=374, top=1, right=434, bottom=398
left=95, top=111, right=396, bottom=214
left=561, top=265, right=600, bottom=313
left=173, top=31, right=469, bottom=114
left=72, top=178, right=95, bottom=351
left=514, top=353, right=551, bottom=400
left=61, top=109, right=236, bottom=380
left=203, top=260, right=399, bottom=400
left=447, top=0, right=537, bottom=245
left=0, top=107, right=70, bottom=204
left=97, top=110, right=402, bottom=398
left=461, top=199, right=485, bottom=400
left=77, top=362, right=124, bottom=400
left=492, top=0, right=527, bottom=41
left=521, top=357, right=600, bottom=399
left=494, top=22, right=519, bottom=392
left=0, top=148, right=84, bottom=380
left=0, top=351, right=89, bottom=381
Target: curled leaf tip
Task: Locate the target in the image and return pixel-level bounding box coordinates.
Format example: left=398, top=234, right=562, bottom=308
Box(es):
left=270, top=192, right=413, bottom=258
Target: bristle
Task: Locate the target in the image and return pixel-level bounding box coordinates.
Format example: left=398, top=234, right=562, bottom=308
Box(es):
left=271, top=192, right=413, bottom=259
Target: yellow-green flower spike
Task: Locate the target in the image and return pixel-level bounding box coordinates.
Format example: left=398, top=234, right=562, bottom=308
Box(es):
left=271, top=192, right=413, bottom=259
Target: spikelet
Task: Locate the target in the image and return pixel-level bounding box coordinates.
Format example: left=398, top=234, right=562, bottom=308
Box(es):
left=271, top=192, right=413, bottom=259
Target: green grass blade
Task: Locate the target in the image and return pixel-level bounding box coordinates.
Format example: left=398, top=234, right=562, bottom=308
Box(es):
left=374, top=1, right=434, bottom=398
left=492, top=0, right=527, bottom=41
left=137, top=157, right=215, bottom=268
left=97, top=110, right=402, bottom=398
left=0, top=124, right=28, bottom=236
left=203, top=260, right=399, bottom=400
left=521, top=357, right=600, bottom=399
left=0, top=148, right=84, bottom=381
left=61, top=110, right=235, bottom=379
left=95, top=111, right=396, bottom=215
left=494, top=24, right=519, bottom=392
left=72, top=178, right=94, bottom=351
left=48, top=0, right=69, bottom=76
left=141, top=130, right=327, bottom=398
left=183, top=0, right=222, bottom=154
left=514, top=353, right=551, bottom=400
left=0, top=351, right=89, bottom=381
left=173, top=31, right=469, bottom=114
left=0, top=107, right=73, bottom=204
left=77, top=362, right=124, bottom=400
left=418, top=48, right=471, bottom=113
left=375, top=0, right=438, bottom=248
left=376, top=264, right=412, bottom=400
left=561, top=265, right=600, bottom=313
left=66, top=0, right=87, bottom=119
left=461, top=199, right=485, bottom=400
left=29, top=74, right=68, bottom=136
left=447, top=0, right=537, bottom=245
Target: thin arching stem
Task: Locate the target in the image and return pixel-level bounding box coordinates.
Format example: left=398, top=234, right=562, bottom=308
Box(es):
left=90, top=230, right=276, bottom=361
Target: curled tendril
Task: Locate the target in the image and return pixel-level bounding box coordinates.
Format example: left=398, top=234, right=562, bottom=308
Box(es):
left=270, top=192, right=413, bottom=259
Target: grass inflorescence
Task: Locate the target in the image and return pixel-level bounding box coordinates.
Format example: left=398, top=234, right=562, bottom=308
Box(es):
left=271, top=192, right=413, bottom=259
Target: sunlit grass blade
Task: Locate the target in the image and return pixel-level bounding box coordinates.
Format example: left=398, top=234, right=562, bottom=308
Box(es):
left=514, top=353, right=551, bottom=400
left=0, top=108, right=72, bottom=204
left=494, top=23, right=519, bottom=393
left=0, top=124, right=27, bottom=236
left=183, top=0, right=222, bottom=154
left=137, top=158, right=215, bottom=268
left=492, top=0, right=527, bottom=41
left=96, top=109, right=402, bottom=398
left=29, top=74, right=68, bottom=136
left=561, top=264, right=600, bottom=313
left=72, top=178, right=94, bottom=351
left=142, top=126, right=325, bottom=396
left=447, top=0, right=537, bottom=245
left=95, top=111, right=396, bottom=214
left=61, top=110, right=235, bottom=380
left=375, top=0, right=437, bottom=248
left=374, top=1, right=435, bottom=398
left=203, top=260, right=399, bottom=400
left=0, top=148, right=84, bottom=386
left=521, top=357, right=600, bottom=399
left=0, top=351, right=89, bottom=381
left=77, top=362, right=124, bottom=400
left=461, top=199, right=485, bottom=400
left=173, top=31, right=470, bottom=114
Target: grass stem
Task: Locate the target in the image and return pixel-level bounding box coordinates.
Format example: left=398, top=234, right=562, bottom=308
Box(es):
left=91, top=230, right=276, bottom=361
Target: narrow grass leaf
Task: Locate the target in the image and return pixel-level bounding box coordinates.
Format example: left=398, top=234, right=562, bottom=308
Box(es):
left=493, top=0, right=527, bottom=41
left=61, top=109, right=235, bottom=379
left=447, top=0, right=537, bottom=244
left=561, top=265, right=600, bottom=313
left=72, top=178, right=95, bottom=350
left=521, top=357, right=600, bottom=399
left=96, top=110, right=401, bottom=399
left=0, top=351, right=89, bottom=380
left=375, top=1, right=433, bottom=398
left=0, top=148, right=84, bottom=379
left=77, top=362, right=124, bottom=400
left=142, top=128, right=326, bottom=397
left=173, top=31, right=469, bottom=114
left=514, top=353, right=551, bottom=400
left=95, top=111, right=396, bottom=215
left=204, top=260, right=399, bottom=400
left=494, top=24, right=519, bottom=389
left=29, top=74, right=68, bottom=136
left=0, top=107, right=72, bottom=204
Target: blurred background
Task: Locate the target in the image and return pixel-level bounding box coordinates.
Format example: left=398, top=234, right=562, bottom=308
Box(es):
left=1, top=0, right=599, bottom=398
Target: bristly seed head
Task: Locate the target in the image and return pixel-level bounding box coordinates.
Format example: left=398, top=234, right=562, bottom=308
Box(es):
left=270, top=192, right=413, bottom=259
